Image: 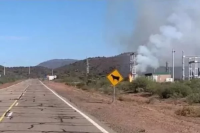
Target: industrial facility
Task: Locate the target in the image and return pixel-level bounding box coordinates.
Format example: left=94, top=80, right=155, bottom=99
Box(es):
left=144, top=62, right=173, bottom=83
left=129, top=52, right=137, bottom=82
left=128, top=52, right=173, bottom=82
left=46, top=75, right=57, bottom=81
left=182, top=51, right=200, bottom=80
left=128, top=50, right=200, bottom=82
left=145, top=72, right=172, bottom=82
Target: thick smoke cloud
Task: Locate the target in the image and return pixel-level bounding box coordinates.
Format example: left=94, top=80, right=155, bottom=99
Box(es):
left=106, top=0, right=200, bottom=72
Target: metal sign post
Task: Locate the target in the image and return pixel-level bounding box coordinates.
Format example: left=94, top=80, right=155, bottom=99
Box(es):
left=107, top=69, right=123, bottom=103
left=113, top=86, right=116, bottom=103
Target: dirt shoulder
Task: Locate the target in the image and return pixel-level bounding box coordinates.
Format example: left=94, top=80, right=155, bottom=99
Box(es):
left=44, top=81, right=200, bottom=133
left=0, top=80, right=23, bottom=89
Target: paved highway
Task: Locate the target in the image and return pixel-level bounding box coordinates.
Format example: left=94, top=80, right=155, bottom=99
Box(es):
left=0, top=79, right=112, bottom=133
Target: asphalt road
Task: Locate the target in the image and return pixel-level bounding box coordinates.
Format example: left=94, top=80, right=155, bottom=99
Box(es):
left=0, top=79, right=112, bottom=133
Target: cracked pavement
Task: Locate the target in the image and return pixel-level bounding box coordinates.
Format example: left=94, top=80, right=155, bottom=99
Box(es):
left=0, top=79, right=107, bottom=133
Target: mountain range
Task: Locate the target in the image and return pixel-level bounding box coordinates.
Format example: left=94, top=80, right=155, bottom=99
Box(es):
left=51, top=53, right=186, bottom=79
left=0, top=53, right=188, bottom=80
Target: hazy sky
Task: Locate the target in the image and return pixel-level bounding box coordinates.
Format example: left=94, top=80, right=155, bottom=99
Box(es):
left=0, top=0, right=123, bottom=67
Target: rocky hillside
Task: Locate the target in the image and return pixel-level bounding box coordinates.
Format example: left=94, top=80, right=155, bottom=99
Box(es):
left=55, top=53, right=131, bottom=78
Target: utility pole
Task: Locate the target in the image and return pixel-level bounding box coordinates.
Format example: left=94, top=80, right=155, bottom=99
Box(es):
left=182, top=51, right=185, bottom=80
left=86, top=58, right=89, bottom=76
left=3, top=62, right=5, bottom=76
left=52, top=69, right=54, bottom=76
left=29, top=66, right=31, bottom=75
left=4, top=66, right=5, bottom=76
left=172, top=50, right=175, bottom=82
left=86, top=58, right=90, bottom=84
left=166, top=62, right=169, bottom=73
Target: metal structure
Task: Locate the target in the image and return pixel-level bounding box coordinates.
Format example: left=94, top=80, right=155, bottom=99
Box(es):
left=182, top=51, right=200, bottom=80
left=130, top=52, right=137, bottom=78
left=172, top=50, right=175, bottom=81
left=166, top=62, right=169, bottom=73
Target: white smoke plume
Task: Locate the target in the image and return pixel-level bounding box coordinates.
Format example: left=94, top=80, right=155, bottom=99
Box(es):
left=106, top=0, right=200, bottom=72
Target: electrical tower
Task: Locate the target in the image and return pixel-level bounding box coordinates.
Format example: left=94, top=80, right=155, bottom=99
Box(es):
left=182, top=51, right=200, bottom=80
left=130, top=53, right=137, bottom=78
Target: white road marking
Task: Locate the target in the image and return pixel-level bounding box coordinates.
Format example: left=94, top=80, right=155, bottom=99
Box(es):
left=7, top=112, right=13, bottom=118
left=40, top=81, right=109, bottom=133
left=15, top=103, right=18, bottom=106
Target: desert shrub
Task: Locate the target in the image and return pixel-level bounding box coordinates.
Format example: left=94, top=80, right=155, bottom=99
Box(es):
left=86, top=79, right=97, bottom=87
left=187, top=93, right=200, bottom=104
left=158, top=82, right=192, bottom=99
left=172, top=83, right=192, bottom=97
left=102, top=87, right=113, bottom=95
left=133, top=77, right=149, bottom=90
left=81, top=85, right=89, bottom=91
left=118, top=77, right=161, bottom=94
left=158, top=86, right=173, bottom=99
left=76, top=82, right=85, bottom=88
left=62, top=77, right=80, bottom=83
left=128, top=77, right=150, bottom=93
left=0, top=76, right=16, bottom=84
left=117, top=81, right=131, bottom=92
left=146, top=81, right=161, bottom=95
left=175, top=106, right=200, bottom=117
left=96, top=78, right=110, bottom=87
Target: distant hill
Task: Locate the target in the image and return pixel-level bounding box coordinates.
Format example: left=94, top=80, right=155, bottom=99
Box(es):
left=55, top=53, right=187, bottom=80
left=55, top=52, right=135, bottom=78
left=0, top=65, right=51, bottom=79
left=7, top=66, right=51, bottom=78
left=38, top=59, right=78, bottom=69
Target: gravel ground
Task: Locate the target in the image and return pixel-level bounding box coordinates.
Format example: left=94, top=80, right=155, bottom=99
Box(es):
left=44, top=81, right=200, bottom=133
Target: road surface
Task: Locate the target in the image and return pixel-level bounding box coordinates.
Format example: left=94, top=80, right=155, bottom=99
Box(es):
left=0, top=79, right=112, bottom=133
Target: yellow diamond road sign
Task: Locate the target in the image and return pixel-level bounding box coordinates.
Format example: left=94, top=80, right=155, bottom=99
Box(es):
left=107, top=69, right=123, bottom=86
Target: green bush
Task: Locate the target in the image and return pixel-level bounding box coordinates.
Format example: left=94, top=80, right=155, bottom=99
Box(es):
left=117, top=81, right=131, bottom=92
left=172, top=83, right=192, bottom=97
left=76, top=82, right=85, bottom=88
left=187, top=93, right=200, bottom=104
left=118, top=77, right=162, bottom=94
left=102, top=87, right=113, bottom=95
left=158, top=83, right=192, bottom=99
left=127, top=77, right=150, bottom=93
left=146, top=81, right=161, bottom=95
left=158, top=87, right=173, bottom=99
left=133, top=77, right=149, bottom=90
left=57, top=74, right=200, bottom=103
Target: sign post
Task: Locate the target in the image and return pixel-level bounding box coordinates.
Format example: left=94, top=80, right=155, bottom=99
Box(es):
left=113, top=86, right=116, bottom=102
left=107, top=69, right=123, bottom=103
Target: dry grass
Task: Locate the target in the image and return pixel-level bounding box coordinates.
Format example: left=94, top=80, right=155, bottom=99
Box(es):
left=175, top=106, right=200, bottom=117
